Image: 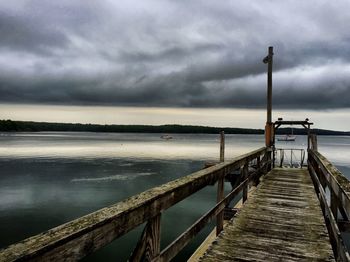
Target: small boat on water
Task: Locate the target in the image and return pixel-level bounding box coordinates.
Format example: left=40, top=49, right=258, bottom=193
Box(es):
left=277, top=134, right=296, bottom=141
left=277, top=126, right=296, bottom=141
left=160, top=135, right=173, bottom=140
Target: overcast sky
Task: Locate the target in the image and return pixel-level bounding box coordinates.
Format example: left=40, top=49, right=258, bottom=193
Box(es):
left=0, top=1, right=349, bottom=129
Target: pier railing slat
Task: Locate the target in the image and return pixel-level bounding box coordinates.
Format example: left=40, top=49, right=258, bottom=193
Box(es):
left=309, top=150, right=350, bottom=219
left=308, top=149, right=350, bottom=261
left=0, top=147, right=268, bottom=262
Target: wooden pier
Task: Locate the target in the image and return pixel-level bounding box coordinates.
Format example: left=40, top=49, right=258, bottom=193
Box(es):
left=200, top=168, right=334, bottom=261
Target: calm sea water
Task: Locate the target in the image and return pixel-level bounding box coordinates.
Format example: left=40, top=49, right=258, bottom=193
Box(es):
left=0, top=132, right=349, bottom=260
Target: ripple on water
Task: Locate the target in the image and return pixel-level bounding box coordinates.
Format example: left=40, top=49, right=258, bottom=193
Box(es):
left=70, top=172, right=156, bottom=182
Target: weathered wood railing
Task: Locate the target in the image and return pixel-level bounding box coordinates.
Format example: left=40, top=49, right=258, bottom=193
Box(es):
left=308, top=149, right=350, bottom=261
left=0, top=147, right=271, bottom=262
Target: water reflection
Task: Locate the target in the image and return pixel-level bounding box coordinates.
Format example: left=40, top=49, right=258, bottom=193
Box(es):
left=0, top=132, right=349, bottom=260
left=0, top=132, right=264, bottom=160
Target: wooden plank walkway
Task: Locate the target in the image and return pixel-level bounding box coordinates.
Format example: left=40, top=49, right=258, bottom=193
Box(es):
left=200, top=168, right=335, bottom=261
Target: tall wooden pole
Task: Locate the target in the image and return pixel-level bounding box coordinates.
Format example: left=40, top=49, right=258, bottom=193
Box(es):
left=267, top=46, right=273, bottom=124
left=264, top=46, right=274, bottom=147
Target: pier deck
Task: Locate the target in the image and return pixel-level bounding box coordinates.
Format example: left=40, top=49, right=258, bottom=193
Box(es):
left=200, top=168, right=335, bottom=261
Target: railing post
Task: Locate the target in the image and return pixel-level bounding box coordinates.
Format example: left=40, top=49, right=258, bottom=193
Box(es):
left=220, top=131, right=225, bottom=162
left=216, top=131, right=225, bottom=235
left=310, top=134, right=318, bottom=151
left=253, top=156, right=261, bottom=186
left=242, top=163, right=249, bottom=203
left=331, top=191, right=339, bottom=221
left=267, top=148, right=273, bottom=171
left=130, top=214, right=161, bottom=262
left=280, top=149, right=284, bottom=167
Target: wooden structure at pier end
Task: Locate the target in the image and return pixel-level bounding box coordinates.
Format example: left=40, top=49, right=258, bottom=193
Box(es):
left=1, top=47, right=350, bottom=261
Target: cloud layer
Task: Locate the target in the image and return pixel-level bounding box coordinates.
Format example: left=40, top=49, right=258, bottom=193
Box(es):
left=1, top=0, right=350, bottom=109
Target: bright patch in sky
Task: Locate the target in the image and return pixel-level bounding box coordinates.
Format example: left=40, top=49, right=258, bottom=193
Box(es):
left=0, top=104, right=349, bottom=131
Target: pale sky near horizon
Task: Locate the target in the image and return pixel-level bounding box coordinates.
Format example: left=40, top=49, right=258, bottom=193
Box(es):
left=0, top=1, right=349, bottom=130
left=1, top=104, right=349, bottom=131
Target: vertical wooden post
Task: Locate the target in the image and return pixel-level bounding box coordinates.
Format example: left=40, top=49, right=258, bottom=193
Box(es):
left=216, top=131, right=225, bottom=235
left=307, top=124, right=311, bottom=150
left=267, top=149, right=272, bottom=172
left=310, top=134, right=318, bottom=151
left=253, top=156, right=261, bottom=186
left=220, top=131, right=225, bottom=162
left=130, top=214, right=161, bottom=262
left=242, top=163, right=248, bottom=203
left=264, top=46, right=274, bottom=148
left=280, top=149, right=284, bottom=167
left=267, top=46, right=273, bottom=125
left=145, top=214, right=161, bottom=262
left=331, top=191, right=338, bottom=221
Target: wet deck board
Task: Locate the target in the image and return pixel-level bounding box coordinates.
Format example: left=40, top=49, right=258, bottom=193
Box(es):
left=200, top=168, right=335, bottom=261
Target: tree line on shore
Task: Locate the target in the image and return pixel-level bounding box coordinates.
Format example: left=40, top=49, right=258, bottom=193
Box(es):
left=0, top=119, right=349, bottom=136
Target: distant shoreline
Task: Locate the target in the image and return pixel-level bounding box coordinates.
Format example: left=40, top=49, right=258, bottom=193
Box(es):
left=0, top=119, right=349, bottom=136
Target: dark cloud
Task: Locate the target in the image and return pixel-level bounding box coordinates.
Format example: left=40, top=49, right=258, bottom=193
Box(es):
left=0, top=1, right=350, bottom=109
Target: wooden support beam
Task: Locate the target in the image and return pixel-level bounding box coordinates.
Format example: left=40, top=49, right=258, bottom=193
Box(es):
left=130, top=214, right=161, bottom=262
left=216, top=175, right=224, bottom=236
left=266, top=46, right=273, bottom=124
left=310, top=134, right=318, bottom=151
left=242, top=163, right=249, bottom=203
left=331, top=190, right=339, bottom=221
left=264, top=46, right=273, bottom=148
left=253, top=156, right=261, bottom=186
left=216, top=131, right=225, bottom=235
left=220, top=131, right=225, bottom=162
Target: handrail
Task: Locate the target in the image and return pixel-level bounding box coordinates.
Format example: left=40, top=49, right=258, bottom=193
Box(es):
left=159, top=159, right=272, bottom=262
left=308, top=150, right=350, bottom=218
left=274, top=148, right=305, bottom=168
left=0, top=147, right=269, bottom=262
left=308, top=149, right=350, bottom=261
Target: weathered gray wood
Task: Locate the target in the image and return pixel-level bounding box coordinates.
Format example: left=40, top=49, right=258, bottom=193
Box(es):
left=130, top=214, right=161, bottom=262
left=160, top=177, right=249, bottom=262
left=242, top=163, right=248, bottom=203
left=264, top=46, right=273, bottom=147
left=200, top=168, right=336, bottom=262
left=308, top=163, right=350, bottom=261
left=216, top=176, right=224, bottom=236
left=310, top=134, right=318, bottom=151
left=309, top=150, right=350, bottom=219
left=274, top=120, right=313, bottom=127
left=144, top=214, right=161, bottom=262
left=216, top=131, right=225, bottom=235
left=279, top=149, right=284, bottom=167
left=330, top=190, right=339, bottom=221
left=266, top=46, right=273, bottom=124
left=0, top=147, right=267, bottom=262
left=219, top=131, right=225, bottom=162
left=253, top=156, right=261, bottom=186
